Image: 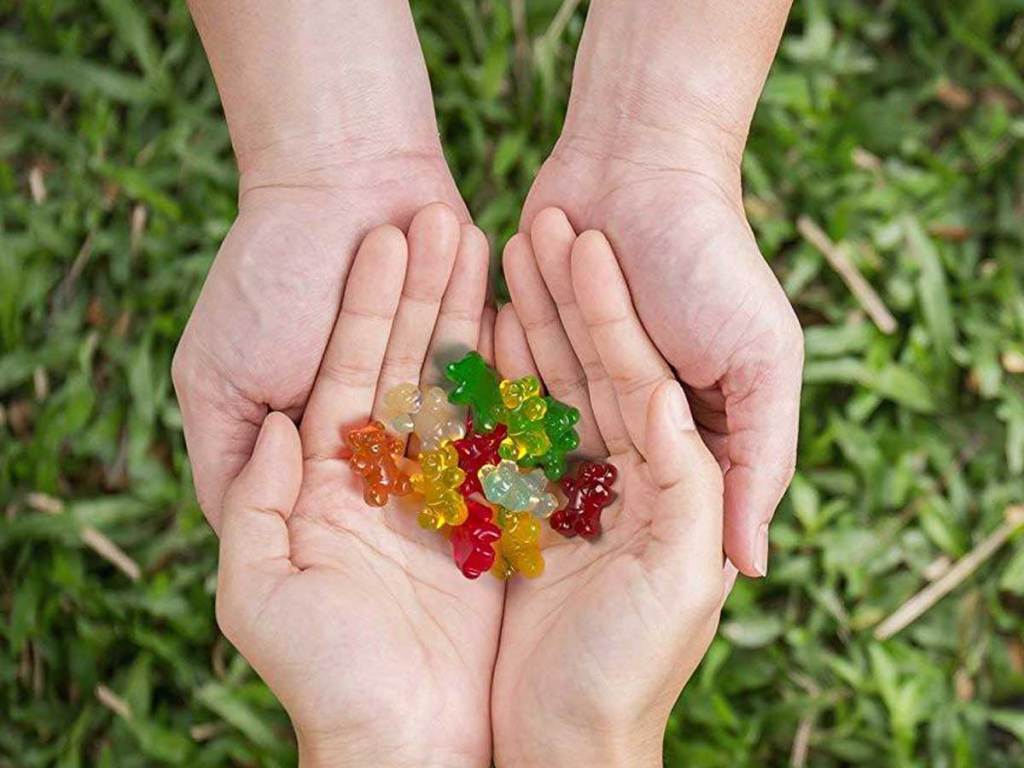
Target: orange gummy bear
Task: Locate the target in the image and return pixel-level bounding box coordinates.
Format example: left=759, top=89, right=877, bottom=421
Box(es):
left=345, top=421, right=411, bottom=507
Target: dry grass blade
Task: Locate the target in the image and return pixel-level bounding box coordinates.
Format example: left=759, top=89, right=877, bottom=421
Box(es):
left=797, top=215, right=898, bottom=334
left=95, top=684, right=132, bottom=720
left=81, top=526, right=142, bottom=581
left=874, top=505, right=1024, bottom=640
left=25, top=492, right=64, bottom=514
left=540, top=0, right=582, bottom=49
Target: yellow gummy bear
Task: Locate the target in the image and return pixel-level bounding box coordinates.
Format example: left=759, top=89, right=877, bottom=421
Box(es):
left=490, top=507, right=544, bottom=579
left=410, top=443, right=468, bottom=530
left=498, top=376, right=550, bottom=462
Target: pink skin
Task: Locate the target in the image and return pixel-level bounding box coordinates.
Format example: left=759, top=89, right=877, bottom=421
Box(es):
left=493, top=229, right=737, bottom=768
left=215, top=212, right=503, bottom=768
left=181, top=0, right=798, bottom=761
left=174, top=0, right=470, bottom=531
left=521, top=0, right=802, bottom=577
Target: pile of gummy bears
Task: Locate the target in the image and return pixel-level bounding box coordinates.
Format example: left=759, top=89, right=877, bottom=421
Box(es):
left=344, top=351, right=617, bottom=580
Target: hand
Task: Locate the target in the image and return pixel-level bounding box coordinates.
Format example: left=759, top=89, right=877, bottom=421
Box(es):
left=491, top=226, right=733, bottom=767
left=214, top=211, right=500, bottom=767
left=174, top=0, right=473, bottom=531
left=521, top=0, right=802, bottom=577
left=172, top=154, right=470, bottom=530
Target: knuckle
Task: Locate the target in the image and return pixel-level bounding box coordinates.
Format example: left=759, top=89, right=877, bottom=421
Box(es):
left=581, top=360, right=608, bottom=383
left=319, top=358, right=377, bottom=389
left=520, top=310, right=561, bottom=335
left=379, top=350, right=424, bottom=378
left=781, top=309, right=805, bottom=364
left=170, top=341, right=195, bottom=396
left=611, top=371, right=666, bottom=399
left=686, top=569, right=725, bottom=621
left=214, top=587, right=242, bottom=643
left=543, top=370, right=588, bottom=399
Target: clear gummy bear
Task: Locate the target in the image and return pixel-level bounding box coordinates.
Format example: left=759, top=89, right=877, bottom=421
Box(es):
left=413, top=386, right=466, bottom=450
left=478, top=459, right=557, bottom=518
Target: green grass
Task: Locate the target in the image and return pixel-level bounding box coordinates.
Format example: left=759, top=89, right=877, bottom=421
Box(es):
left=2, top=1, right=1024, bottom=765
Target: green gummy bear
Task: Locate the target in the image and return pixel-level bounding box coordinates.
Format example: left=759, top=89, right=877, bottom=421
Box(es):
left=524, top=396, right=581, bottom=481
left=444, top=351, right=503, bottom=432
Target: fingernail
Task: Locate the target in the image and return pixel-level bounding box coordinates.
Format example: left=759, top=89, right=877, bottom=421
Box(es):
left=666, top=382, right=695, bottom=432
left=753, top=523, right=770, bottom=577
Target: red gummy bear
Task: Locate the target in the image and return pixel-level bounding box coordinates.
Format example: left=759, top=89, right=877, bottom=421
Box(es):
left=450, top=499, right=501, bottom=579
left=549, top=461, right=617, bottom=540
left=345, top=421, right=411, bottom=507
left=452, top=417, right=507, bottom=498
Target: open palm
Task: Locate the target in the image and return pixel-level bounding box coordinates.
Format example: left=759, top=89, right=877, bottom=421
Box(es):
left=491, top=221, right=731, bottom=765
left=215, top=209, right=501, bottom=767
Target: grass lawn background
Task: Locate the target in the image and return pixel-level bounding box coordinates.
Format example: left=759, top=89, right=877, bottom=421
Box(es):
left=3, top=1, right=1024, bottom=765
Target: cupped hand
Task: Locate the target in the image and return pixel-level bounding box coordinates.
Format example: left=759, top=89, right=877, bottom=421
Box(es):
left=522, top=127, right=804, bottom=577
left=214, top=208, right=501, bottom=768
left=491, top=225, right=733, bottom=767
left=173, top=146, right=469, bottom=532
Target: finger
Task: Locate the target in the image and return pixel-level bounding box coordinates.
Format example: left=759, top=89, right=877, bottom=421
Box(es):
left=502, top=234, right=605, bottom=456
left=173, top=345, right=268, bottom=533
left=301, top=225, right=407, bottom=459
left=373, top=203, right=460, bottom=410
left=570, top=230, right=674, bottom=456
left=529, top=209, right=629, bottom=453
left=478, top=304, right=497, bottom=366
left=494, top=302, right=539, bottom=380
left=722, top=327, right=802, bottom=577
left=642, top=380, right=724, bottom=608
left=495, top=301, right=606, bottom=460
left=218, top=412, right=302, bottom=626
left=422, top=223, right=490, bottom=386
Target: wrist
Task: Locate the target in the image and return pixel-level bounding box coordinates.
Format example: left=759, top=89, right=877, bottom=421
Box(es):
left=296, top=730, right=479, bottom=768
left=563, top=0, right=790, bottom=171
left=189, top=0, right=444, bottom=184
left=496, top=716, right=664, bottom=768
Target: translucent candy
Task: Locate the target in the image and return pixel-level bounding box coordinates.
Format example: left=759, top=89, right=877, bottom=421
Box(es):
left=478, top=460, right=557, bottom=518
left=450, top=499, right=501, bottom=579
left=498, top=376, right=550, bottom=463
left=524, top=397, right=581, bottom=481
left=491, top=507, right=544, bottom=579
left=411, top=443, right=468, bottom=530
left=345, top=421, right=411, bottom=507
left=445, top=351, right=504, bottom=433
left=550, top=461, right=618, bottom=540
left=452, top=418, right=506, bottom=497
left=382, top=383, right=422, bottom=434
left=413, top=386, right=466, bottom=451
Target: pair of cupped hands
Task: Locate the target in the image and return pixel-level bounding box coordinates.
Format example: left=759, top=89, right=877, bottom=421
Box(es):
left=198, top=199, right=724, bottom=766
left=172, top=131, right=802, bottom=767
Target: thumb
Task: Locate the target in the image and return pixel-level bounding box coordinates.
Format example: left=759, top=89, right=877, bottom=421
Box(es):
left=218, top=411, right=302, bottom=613
left=643, top=380, right=725, bottom=608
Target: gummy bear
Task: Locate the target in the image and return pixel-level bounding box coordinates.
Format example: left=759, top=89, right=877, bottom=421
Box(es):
left=411, top=442, right=468, bottom=530
left=491, top=507, right=544, bottom=579
left=523, top=396, right=581, bottom=481
left=478, top=460, right=558, bottom=518
left=450, top=499, right=501, bottom=579
left=345, top=421, right=412, bottom=507
left=452, top=416, right=507, bottom=497
left=549, top=461, right=618, bottom=540
left=412, top=386, right=466, bottom=451
left=381, top=383, right=422, bottom=434
left=498, top=376, right=551, bottom=463
left=445, top=351, right=504, bottom=433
